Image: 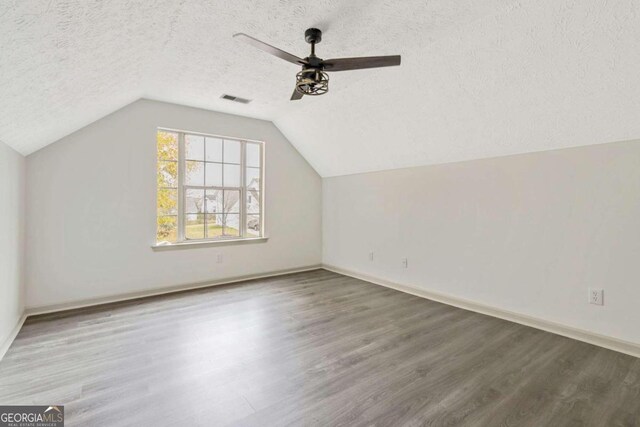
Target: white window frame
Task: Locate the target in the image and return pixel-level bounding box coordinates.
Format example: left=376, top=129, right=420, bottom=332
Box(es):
left=157, top=128, right=265, bottom=245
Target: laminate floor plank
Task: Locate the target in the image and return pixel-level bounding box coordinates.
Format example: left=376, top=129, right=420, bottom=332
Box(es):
left=0, top=269, right=638, bottom=426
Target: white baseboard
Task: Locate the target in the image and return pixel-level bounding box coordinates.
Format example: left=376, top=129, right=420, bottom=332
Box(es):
left=322, top=264, right=640, bottom=359
left=27, top=264, right=323, bottom=317
left=0, top=312, right=27, bottom=362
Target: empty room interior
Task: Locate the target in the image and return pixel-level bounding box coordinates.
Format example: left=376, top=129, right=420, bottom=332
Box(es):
left=1, top=1, right=640, bottom=426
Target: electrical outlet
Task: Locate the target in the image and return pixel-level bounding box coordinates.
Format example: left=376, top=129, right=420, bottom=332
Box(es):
left=588, top=288, right=603, bottom=305
left=369, top=251, right=374, bottom=261
left=402, top=258, right=408, bottom=268
left=216, top=254, right=223, bottom=264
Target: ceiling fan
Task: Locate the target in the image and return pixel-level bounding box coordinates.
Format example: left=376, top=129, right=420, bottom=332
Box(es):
left=233, top=28, right=401, bottom=101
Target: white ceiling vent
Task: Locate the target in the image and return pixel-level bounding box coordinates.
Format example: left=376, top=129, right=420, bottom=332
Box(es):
left=220, top=94, right=252, bottom=104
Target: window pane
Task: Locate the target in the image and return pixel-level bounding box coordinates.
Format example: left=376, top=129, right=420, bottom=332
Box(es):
left=206, top=214, right=223, bottom=238
left=185, top=161, right=205, bottom=186
left=205, top=162, right=222, bottom=187
left=224, top=140, right=241, bottom=164
left=157, top=131, right=178, bottom=161
left=246, top=190, right=260, bottom=214
left=205, top=189, right=222, bottom=213
left=246, top=215, right=261, bottom=237
left=206, top=137, right=223, bottom=162
left=224, top=164, right=241, bottom=187
left=157, top=215, right=177, bottom=243
left=157, top=188, right=178, bottom=216
left=185, top=213, right=205, bottom=239
left=223, top=214, right=240, bottom=237
left=185, top=189, right=205, bottom=213
left=246, top=143, right=261, bottom=167
left=223, top=190, right=240, bottom=213
left=185, top=134, right=205, bottom=161
left=158, top=161, right=178, bottom=187
left=246, top=167, right=261, bottom=190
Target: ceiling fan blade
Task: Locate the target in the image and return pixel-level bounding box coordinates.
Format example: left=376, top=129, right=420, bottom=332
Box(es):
left=233, top=33, right=308, bottom=66
left=290, top=88, right=304, bottom=101
left=322, top=55, right=401, bottom=72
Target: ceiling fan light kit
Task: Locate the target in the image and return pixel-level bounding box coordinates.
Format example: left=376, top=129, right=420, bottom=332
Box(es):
left=233, top=28, right=401, bottom=101
left=295, top=69, right=329, bottom=96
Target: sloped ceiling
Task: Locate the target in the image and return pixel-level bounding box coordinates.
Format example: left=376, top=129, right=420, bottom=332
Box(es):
left=1, top=0, right=639, bottom=176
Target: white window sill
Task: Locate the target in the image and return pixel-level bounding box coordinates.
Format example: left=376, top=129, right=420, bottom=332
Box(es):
left=152, top=237, right=268, bottom=251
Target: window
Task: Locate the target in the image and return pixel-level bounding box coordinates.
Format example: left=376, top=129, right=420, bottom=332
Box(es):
left=156, top=129, right=264, bottom=244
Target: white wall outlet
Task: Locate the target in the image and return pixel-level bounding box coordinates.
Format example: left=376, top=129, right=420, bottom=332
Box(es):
left=588, top=288, right=603, bottom=305
left=369, top=251, right=374, bottom=261
left=216, top=254, right=223, bottom=264
left=402, top=258, right=408, bottom=268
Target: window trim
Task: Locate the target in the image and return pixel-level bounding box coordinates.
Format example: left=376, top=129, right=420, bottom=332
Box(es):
left=155, top=127, right=266, bottom=247
left=152, top=236, right=269, bottom=251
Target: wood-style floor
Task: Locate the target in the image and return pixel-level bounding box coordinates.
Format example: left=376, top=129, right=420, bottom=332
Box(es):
left=1, top=269, right=639, bottom=426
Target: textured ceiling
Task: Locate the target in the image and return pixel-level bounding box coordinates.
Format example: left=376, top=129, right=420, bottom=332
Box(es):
left=1, top=0, right=639, bottom=176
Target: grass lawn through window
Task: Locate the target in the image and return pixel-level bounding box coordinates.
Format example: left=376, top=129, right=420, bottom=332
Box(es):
left=160, top=224, right=240, bottom=242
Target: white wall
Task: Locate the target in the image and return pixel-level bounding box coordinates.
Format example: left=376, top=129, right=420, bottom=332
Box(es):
left=323, top=140, right=640, bottom=344
left=0, top=141, right=25, bottom=347
left=26, top=100, right=322, bottom=309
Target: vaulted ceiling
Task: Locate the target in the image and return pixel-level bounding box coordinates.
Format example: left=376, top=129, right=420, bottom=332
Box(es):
left=1, top=0, right=639, bottom=176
